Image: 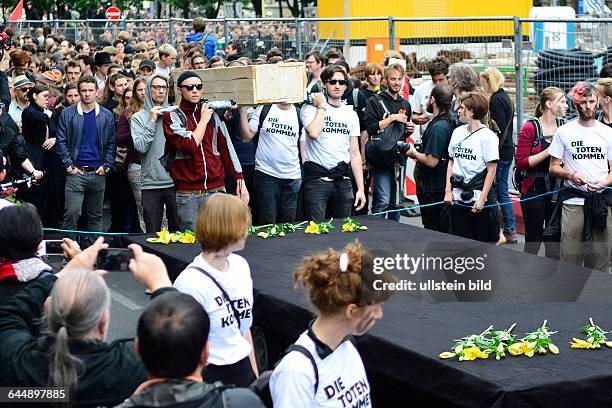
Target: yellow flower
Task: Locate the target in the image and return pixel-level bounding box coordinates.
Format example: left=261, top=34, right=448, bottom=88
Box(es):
left=257, top=232, right=269, bottom=239
left=548, top=344, right=559, bottom=354
left=460, top=346, right=489, bottom=361
left=524, top=342, right=536, bottom=357
left=439, top=352, right=456, bottom=359
left=605, top=341, right=612, bottom=348
left=508, top=342, right=525, bottom=356
left=305, top=222, right=320, bottom=234
left=570, top=338, right=597, bottom=349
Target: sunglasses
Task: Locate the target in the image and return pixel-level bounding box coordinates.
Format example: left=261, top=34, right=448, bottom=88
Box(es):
left=326, top=79, right=347, bottom=86
left=180, top=84, right=203, bottom=91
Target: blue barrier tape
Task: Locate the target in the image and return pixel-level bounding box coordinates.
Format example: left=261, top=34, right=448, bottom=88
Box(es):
left=43, top=227, right=131, bottom=236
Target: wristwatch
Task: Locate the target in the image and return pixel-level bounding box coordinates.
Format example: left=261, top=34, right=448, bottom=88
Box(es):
left=66, top=165, right=75, bottom=174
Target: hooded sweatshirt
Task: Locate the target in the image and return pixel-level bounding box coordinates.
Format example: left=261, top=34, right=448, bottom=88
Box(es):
left=162, top=97, right=243, bottom=191
left=131, top=74, right=174, bottom=190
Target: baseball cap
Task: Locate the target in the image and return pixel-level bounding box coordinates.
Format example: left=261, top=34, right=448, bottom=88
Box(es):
left=139, top=60, right=155, bottom=70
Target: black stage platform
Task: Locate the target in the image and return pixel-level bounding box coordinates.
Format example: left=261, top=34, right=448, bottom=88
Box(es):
left=125, top=217, right=612, bottom=408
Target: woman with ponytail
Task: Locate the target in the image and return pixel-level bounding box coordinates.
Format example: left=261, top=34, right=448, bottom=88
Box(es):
left=0, top=238, right=147, bottom=405
left=515, top=87, right=568, bottom=256
left=270, top=240, right=395, bottom=408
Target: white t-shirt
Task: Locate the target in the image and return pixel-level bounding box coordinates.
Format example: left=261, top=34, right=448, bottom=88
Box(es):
left=301, top=103, right=360, bottom=170
left=410, top=80, right=434, bottom=137
left=0, top=199, right=13, bottom=211
left=174, top=253, right=253, bottom=366
left=548, top=120, right=612, bottom=205
left=249, top=105, right=302, bottom=179
left=155, top=64, right=172, bottom=77
left=270, top=330, right=371, bottom=408
left=448, top=124, right=499, bottom=203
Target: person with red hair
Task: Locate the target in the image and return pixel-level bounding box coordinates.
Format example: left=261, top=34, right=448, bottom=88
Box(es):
left=546, top=81, right=612, bottom=271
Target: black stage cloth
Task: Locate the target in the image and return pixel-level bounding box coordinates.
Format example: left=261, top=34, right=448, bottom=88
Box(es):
left=126, top=216, right=612, bottom=408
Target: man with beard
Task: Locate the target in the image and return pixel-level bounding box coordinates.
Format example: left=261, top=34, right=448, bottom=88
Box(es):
left=547, top=82, right=612, bottom=271
left=364, top=63, right=414, bottom=220
left=407, top=83, right=455, bottom=231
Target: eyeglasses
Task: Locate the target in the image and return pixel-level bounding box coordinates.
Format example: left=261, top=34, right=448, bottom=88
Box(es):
left=325, top=79, right=347, bottom=86
left=151, top=84, right=168, bottom=91
left=180, top=84, right=203, bottom=91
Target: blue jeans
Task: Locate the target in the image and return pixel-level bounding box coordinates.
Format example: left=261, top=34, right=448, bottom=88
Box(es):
left=255, top=171, right=301, bottom=225
left=371, top=167, right=400, bottom=221
left=176, top=189, right=224, bottom=231
left=303, top=178, right=353, bottom=223
left=495, top=159, right=516, bottom=233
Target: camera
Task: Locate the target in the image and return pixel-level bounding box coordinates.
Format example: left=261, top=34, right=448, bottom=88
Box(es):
left=450, top=174, right=465, bottom=186
left=305, top=80, right=326, bottom=105
left=200, top=99, right=235, bottom=110
left=397, top=141, right=411, bottom=156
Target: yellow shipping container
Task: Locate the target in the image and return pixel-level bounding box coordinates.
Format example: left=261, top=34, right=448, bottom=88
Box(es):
left=317, top=0, right=531, bottom=40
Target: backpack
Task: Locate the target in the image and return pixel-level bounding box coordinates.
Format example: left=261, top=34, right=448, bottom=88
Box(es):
left=129, top=382, right=266, bottom=408
left=365, top=95, right=407, bottom=168
left=256, top=105, right=303, bottom=138
left=250, top=344, right=319, bottom=408
left=512, top=117, right=564, bottom=191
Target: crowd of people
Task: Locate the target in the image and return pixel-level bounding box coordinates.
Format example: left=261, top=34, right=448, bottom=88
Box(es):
left=2, top=12, right=612, bottom=407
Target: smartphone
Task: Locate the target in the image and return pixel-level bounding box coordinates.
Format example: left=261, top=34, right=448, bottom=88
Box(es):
left=95, top=248, right=134, bottom=272
left=37, top=240, right=64, bottom=256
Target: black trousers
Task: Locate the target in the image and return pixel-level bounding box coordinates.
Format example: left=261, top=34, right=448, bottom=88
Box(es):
left=107, top=171, right=141, bottom=233
left=226, top=164, right=258, bottom=225
left=141, top=187, right=180, bottom=233
left=203, top=356, right=256, bottom=388
left=442, top=202, right=499, bottom=243
left=520, top=191, right=558, bottom=258
left=416, top=187, right=445, bottom=232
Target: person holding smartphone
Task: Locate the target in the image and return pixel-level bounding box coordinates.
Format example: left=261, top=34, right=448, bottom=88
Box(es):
left=173, top=193, right=257, bottom=387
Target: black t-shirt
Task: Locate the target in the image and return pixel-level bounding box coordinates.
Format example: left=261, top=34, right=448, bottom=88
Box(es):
left=414, top=115, right=454, bottom=193
left=489, top=89, right=514, bottom=161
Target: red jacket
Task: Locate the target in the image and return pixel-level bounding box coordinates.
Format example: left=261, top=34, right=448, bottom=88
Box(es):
left=515, top=120, right=548, bottom=194
left=163, top=100, right=242, bottom=191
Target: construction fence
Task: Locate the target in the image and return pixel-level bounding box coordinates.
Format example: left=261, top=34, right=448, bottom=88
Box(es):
left=11, top=16, right=612, bottom=128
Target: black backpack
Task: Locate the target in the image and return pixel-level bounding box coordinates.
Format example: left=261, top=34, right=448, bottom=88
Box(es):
left=513, top=117, right=564, bottom=191
left=250, top=344, right=319, bottom=408
left=129, top=382, right=266, bottom=408
left=256, top=104, right=303, bottom=138
left=365, top=95, right=407, bottom=168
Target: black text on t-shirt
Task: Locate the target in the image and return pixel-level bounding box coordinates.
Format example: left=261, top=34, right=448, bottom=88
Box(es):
left=454, top=146, right=477, bottom=161
left=214, top=296, right=252, bottom=327
left=323, top=117, right=351, bottom=135
left=571, top=140, right=606, bottom=160
left=266, top=117, right=297, bottom=139
left=324, top=376, right=370, bottom=408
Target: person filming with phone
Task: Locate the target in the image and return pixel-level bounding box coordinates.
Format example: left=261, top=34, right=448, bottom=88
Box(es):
left=0, top=237, right=148, bottom=406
